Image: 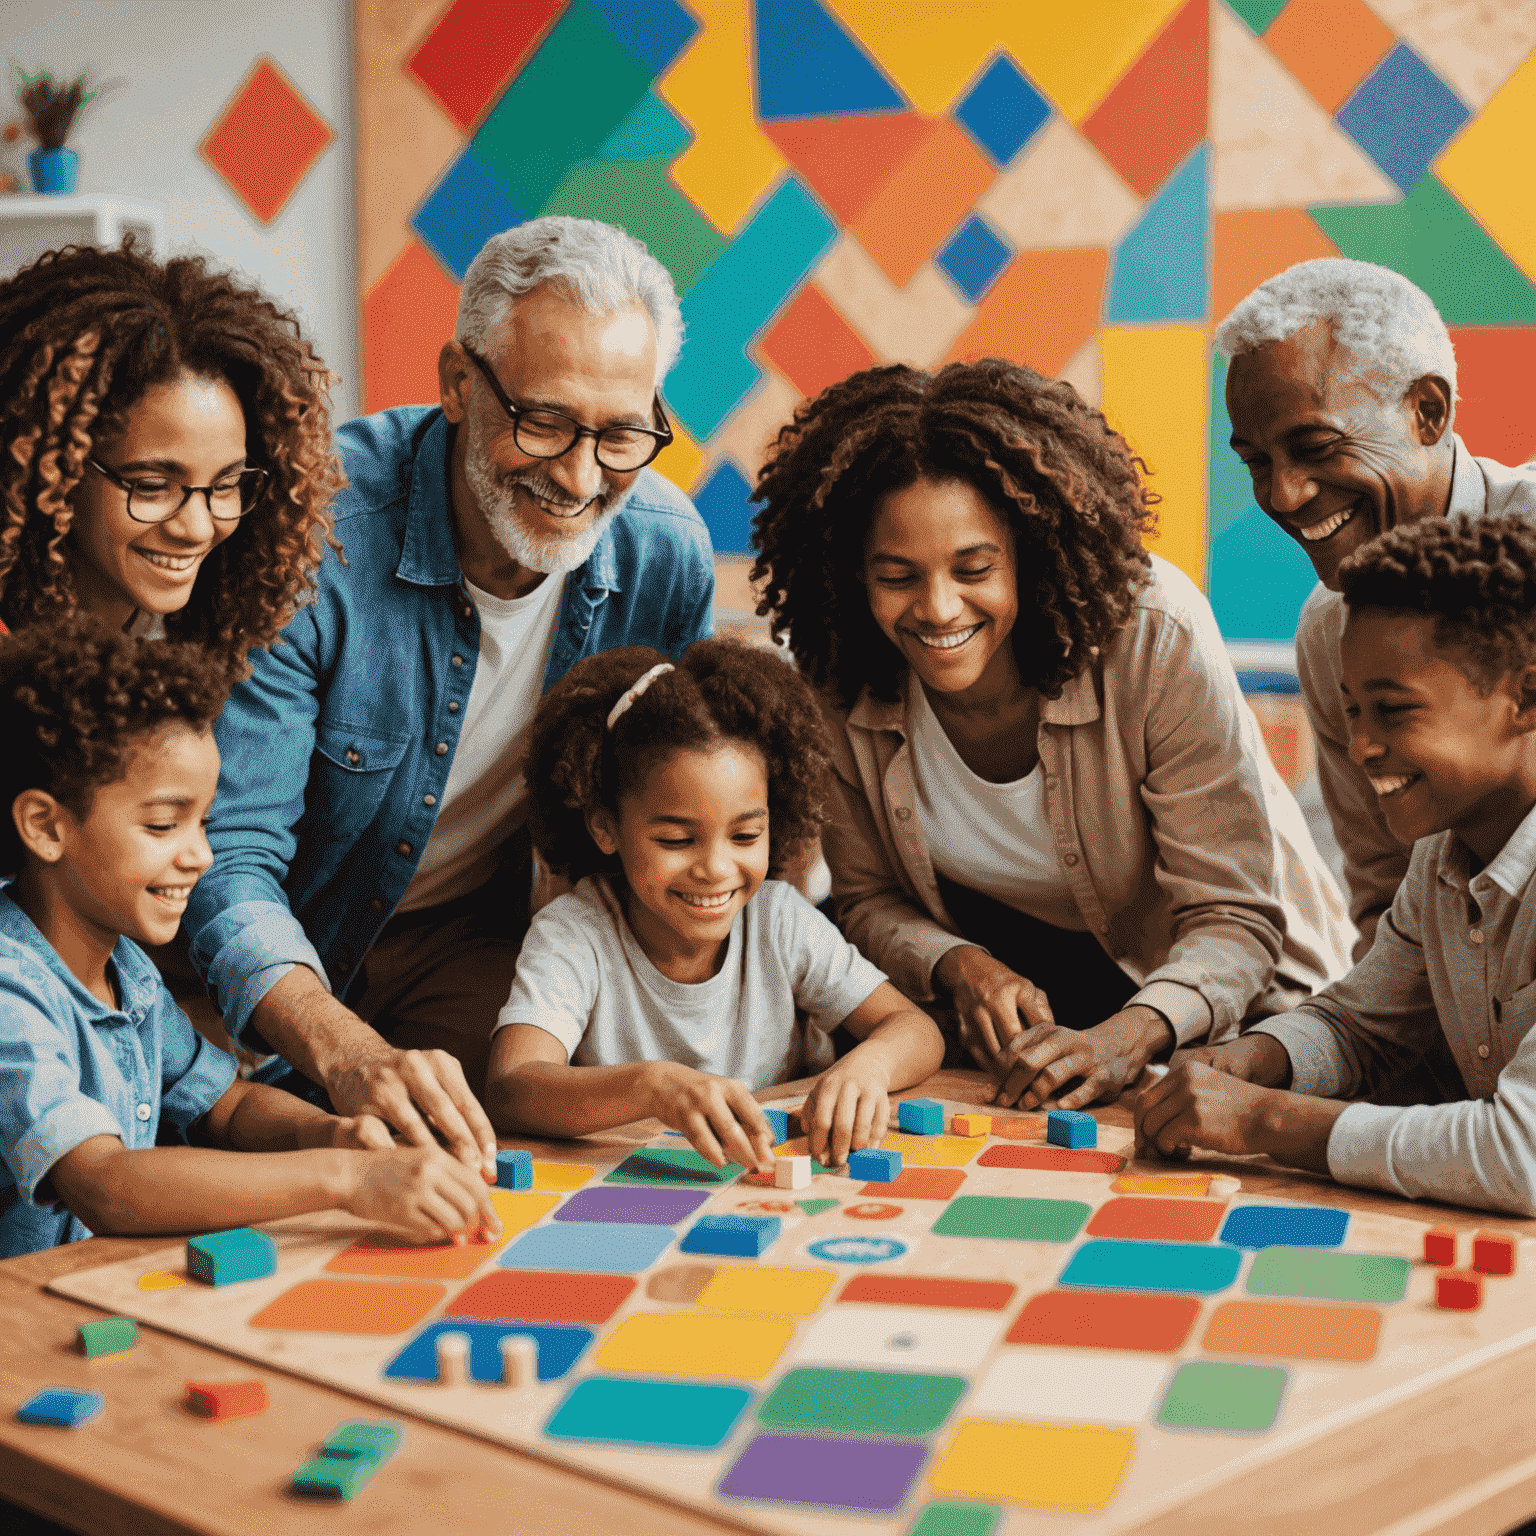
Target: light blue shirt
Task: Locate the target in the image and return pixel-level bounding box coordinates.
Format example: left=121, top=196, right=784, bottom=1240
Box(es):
left=0, top=891, right=238, bottom=1257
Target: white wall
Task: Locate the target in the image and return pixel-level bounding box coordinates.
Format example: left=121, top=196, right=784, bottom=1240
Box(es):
left=3, top=0, right=358, bottom=422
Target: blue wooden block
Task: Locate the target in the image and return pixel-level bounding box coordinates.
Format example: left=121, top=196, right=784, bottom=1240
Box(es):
left=1047, top=1110, right=1097, bottom=1149
left=679, top=1214, right=780, bottom=1258
left=495, top=1149, right=533, bottom=1190
left=897, top=1099, right=945, bottom=1136
left=763, top=1108, right=790, bottom=1145
left=17, top=1388, right=103, bottom=1427
left=847, top=1148, right=902, bottom=1182
left=186, top=1227, right=277, bottom=1286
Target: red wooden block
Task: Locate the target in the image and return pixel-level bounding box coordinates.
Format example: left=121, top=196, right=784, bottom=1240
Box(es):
left=1423, top=1226, right=1457, bottom=1267
left=1473, top=1231, right=1516, bottom=1276
left=1435, top=1270, right=1483, bottom=1311
left=185, top=1379, right=269, bottom=1420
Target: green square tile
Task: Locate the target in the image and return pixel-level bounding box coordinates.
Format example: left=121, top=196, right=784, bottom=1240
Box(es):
left=1246, top=1248, right=1410, bottom=1303
left=605, top=1148, right=744, bottom=1185
left=759, top=1368, right=967, bottom=1436
left=909, top=1503, right=1000, bottom=1536
left=931, top=1195, right=1089, bottom=1243
left=1158, top=1361, right=1287, bottom=1431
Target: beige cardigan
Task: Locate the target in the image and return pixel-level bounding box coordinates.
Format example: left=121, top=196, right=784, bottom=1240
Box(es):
left=821, top=556, right=1355, bottom=1047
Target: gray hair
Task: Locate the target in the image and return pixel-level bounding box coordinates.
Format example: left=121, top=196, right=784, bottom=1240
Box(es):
left=455, top=216, right=684, bottom=381
left=1215, top=257, right=1457, bottom=417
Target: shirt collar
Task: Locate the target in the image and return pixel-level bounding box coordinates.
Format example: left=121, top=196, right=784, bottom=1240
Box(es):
left=1445, top=434, right=1487, bottom=521
left=0, top=889, right=157, bottom=1024
left=847, top=662, right=1100, bottom=734
left=1479, top=800, right=1536, bottom=899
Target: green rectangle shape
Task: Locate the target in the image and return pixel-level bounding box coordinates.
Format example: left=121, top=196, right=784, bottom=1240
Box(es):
left=1246, top=1247, right=1410, bottom=1303
left=77, top=1316, right=136, bottom=1357
left=931, top=1195, right=1089, bottom=1243
left=605, top=1148, right=743, bottom=1185
left=1158, top=1361, right=1287, bottom=1431
left=910, top=1503, right=1001, bottom=1536
left=759, top=1368, right=967, bottom=1436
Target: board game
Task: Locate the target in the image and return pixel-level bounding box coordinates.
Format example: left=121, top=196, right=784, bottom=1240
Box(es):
left=47, top=1097, right=1536, bottom=1536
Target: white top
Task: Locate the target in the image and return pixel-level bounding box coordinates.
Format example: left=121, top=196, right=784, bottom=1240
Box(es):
left=908, top=680, right=1087, bottom=931
left=495, top=877, right=888, bottom=1090
left=396, top=570, right=564, bottom=912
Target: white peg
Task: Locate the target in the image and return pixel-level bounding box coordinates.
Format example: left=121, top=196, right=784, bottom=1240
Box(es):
left=499, top=1333, right=539, bottom=1387
left=435, top=1330, right=471, bottom=1386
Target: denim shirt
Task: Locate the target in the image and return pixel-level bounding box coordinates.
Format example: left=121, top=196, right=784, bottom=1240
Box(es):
left=0, top=891, right=238, bottom=1257
left=186, top=406, right=715, bottom=1045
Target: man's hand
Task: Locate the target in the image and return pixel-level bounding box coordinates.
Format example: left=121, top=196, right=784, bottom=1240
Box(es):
left=322, top=1113, right=397, bottom=1151
left=992, top=1005, right=1172, bottom=1109
left=642, top=1062, right=777, bottom=1172
left=800, top=1056, right=893, bottom=1168
left=934, top=946, right=1053, bottom=1073
left=1169, top=1032, right=1294, bottom=1087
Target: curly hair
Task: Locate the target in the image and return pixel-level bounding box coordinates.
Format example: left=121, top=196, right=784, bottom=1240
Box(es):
left=749, top=359, right=1157, bottom=708
left=1339, top=513, right=1536, bottom=691
left=0, top=240, right=346, bottom=672
left=0, top=616, right=231, bottom=874
left=524, top=637, right=831, bottom=882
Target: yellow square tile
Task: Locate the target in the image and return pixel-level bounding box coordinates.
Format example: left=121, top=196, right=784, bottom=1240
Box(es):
left=594, top=1312, right=795, bottom=1379
left=532, top=1162, right=594, bottom=1192
left=489, top=1191, right=562, bottom=1232
left=1112, top=1173, right=1212, bottom=1197
left=929, top=1419, right=1136, bottom=1511
left=697, top=1266, right=836, bottom=1316
left=880, top=1132, right=983, bottom=1167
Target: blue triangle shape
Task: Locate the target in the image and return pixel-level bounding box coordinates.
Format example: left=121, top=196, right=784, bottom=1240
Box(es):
left=755, top=0, right=907, bottom=121
left=1106, top=143, right=1209, bottom=324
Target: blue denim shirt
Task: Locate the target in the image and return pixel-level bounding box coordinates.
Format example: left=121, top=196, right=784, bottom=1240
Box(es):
left=0, top=891, right=238, bottom=1258
left=186, top=406, right=715, bottom=1045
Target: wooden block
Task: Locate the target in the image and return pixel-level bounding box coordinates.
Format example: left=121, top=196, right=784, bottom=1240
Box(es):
left=77, top=1316, right=136, bottom=1357
left=495, top=1149, right=533, bottom=1190
left=1473, top=1230, right=1516, bottom=1276
left=679, top=1214, right=781, bottom=1257
left=186, top=1228, right=276, bottom=1286
left=1424, top=1226, right=1457, bottom=1268
left=951, top=1113, right=991, bottom=1137
left=499, top=1334, right=539, bottom=1387
left=185, top=1379, right=269, bottom=1421
left=16, top=1388, right=103, bottom=1427
left=435, top=1330, right=471, bottom=1386
left=847, top=1148, right=902, bottom=1182
left=1046, top=1109, right=1097, bottom=1149
left=774, top=1155, right=812, bottom=1190
left=1208, top=1174, right=1243, bottom=1199
left=323, top=1420, right=402, bottom=1463
left=292, top=1453, right=377, bottom=1500
left=897, top=1098, right=945, bottom=1135
left=1436, top=1269, right=1483, bottom=1311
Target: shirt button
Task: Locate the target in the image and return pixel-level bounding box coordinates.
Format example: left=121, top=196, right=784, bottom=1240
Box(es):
left=346, top=749, right=360, bottom=765
left=461, top=606, right=472, bottom=619
left=451, top=655, right=463, bottom=667
left=894, top=807, right=912, bottom=821
left=435, top=742, right=448, bottom=756
left=424, top=794, right=437, bottom=806
left=1470, top=929, right=1485, bottom=945
left=1478, top=1044, right=1491, bottom=1059
left=136, top=1103, right=151, bottom=1121
left=1064, top=853, right=1079, bottom=866
left=396, top=840, right=412, bottom=856
left=448, top=701, right=459, bottom=713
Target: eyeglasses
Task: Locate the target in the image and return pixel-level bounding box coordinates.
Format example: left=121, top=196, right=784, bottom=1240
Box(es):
left=86, top=458, right=269, bottom=525
left=462, top=346, right=673, bottom=473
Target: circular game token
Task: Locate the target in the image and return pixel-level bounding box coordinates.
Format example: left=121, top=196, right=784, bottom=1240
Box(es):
left=846, top=1202, right=903, bottom=1220
left=735, top=1199, right=795, bottom=1214
left=807, top=1235, right=908, bottom=1264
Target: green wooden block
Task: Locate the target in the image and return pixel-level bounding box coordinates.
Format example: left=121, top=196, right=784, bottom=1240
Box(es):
left=77, top=1317, right=136, bottom=1358
left=322, top=1419, right=402, bottom=1464
left=292, top=1453, right=378, bottom=1500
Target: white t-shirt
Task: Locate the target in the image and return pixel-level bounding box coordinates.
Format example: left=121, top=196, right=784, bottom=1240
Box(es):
left=396, top=571, right=564, bottom=912
left=909, top=681, right=1088, bottom=931
left=495, top=877, right=888, bottom=1090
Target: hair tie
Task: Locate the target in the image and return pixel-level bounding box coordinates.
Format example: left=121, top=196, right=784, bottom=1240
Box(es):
left=606, top=663, right=674, bottom=730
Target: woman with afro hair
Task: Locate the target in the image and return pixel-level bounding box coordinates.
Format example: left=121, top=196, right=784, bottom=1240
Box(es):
left=0, top=241, right=343, bottom=671
left=751, top=359, right=1354, bottom=1110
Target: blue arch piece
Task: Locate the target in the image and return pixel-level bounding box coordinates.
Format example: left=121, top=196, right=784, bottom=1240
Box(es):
left=1106, top=142, right=1209, bottom=324
left=384, top=1321, right=593, bottom=1383
left=755, top=0, right=907, bottom=120
left=413, top=149, right=530, bottom=281
left=588, top=0, right=701, bottom=77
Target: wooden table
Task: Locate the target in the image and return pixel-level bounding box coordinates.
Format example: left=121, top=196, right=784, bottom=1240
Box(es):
left=5, top=1068, right=1536, bottom=1536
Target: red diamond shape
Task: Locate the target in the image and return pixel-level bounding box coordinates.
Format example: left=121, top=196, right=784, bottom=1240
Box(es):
left=408, top=0, right=567, bottom=133
left=200, top=58, right=333, bottom=225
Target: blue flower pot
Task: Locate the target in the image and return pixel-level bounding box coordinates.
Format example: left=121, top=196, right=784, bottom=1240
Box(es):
left=28, top=148, right=79, bottom=194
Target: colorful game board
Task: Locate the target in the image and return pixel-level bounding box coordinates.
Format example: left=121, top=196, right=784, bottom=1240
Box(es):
left=49, top=1104, right=1536, bottom=1535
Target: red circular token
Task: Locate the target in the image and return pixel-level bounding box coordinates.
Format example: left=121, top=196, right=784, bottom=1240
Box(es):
left=736, top=1199, right=795, bottom=1214
left=846, top=1202, right=902, bottom=1220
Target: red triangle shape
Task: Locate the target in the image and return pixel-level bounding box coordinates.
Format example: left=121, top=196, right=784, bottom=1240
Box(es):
left=764, top=111, right=935, bottom=227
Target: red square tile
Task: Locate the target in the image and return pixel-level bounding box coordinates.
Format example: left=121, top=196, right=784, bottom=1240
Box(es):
left=1007, top=1289, right=1199, bottom=1351
left=839, top=1275, right=1016, bottom=1310
left=446, top=1270, right=635, bottom=1324
left=864, top=1167, right=966, bottom=1201
left=977, top=1142, right=1125, bottom=1175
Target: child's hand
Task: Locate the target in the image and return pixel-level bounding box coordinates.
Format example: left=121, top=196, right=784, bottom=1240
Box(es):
left=643, top=1062, right=776, bottom=1171
left=1134, top=1061, right=1273, bottom=1160
left=344, top=1145, right=502, bottom=1245
left=801, top=1057, right=892, bottom=1168
left=326, top=1113, right=397, bottom=1151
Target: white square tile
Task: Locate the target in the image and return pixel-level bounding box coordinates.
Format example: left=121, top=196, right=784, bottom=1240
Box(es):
left=969, top=1347, right=1171, bottom=1424
left=795, top=1305, right=1003, bottom=1371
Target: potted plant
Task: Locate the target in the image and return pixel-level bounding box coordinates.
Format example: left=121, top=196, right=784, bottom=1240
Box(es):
left=11, top=64, right=102, bottom=194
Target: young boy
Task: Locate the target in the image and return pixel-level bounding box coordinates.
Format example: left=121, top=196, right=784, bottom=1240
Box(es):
left=1137, top=514, right=1536, bottom=1215
left=0, top=620, right=499, bottom=1257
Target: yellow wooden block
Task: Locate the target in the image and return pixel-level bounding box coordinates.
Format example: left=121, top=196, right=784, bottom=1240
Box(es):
left=1100, top=325, right=1208, bottom=590
left=531, top=1162, right=594, bottom=1192
left=137, top=1270, right=185, bottom=1292
left=697, top=1266, right=836, bottom=1316
left=928, top=1419, right=1136, bottom=1511
left=1113, top=1173, right=1212, bottom=1197
left=489, top=1191, right=562, bottom=1232
left=880, top=1132, right=984, bottom=1167
left=595, top=1312, right=795, bottom=1379
left=951, top=1114, right=992, bottom=1138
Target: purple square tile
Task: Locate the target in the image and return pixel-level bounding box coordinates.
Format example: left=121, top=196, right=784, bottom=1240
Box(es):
left=554, top=1186, right=711, bottom=1226
left=718, top=1432, right=927, bottom=1512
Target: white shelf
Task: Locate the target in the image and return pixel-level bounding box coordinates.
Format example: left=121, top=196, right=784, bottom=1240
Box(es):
left=0, top=192, right=167, bottom=278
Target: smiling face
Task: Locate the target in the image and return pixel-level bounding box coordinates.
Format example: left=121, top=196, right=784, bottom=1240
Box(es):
left=589, top=742, right=770, bottom=975
left=1341, top=608, right=1536, bottom=863
left=68, top=371, right=247, bottom=630
left=1226, top=320, right=1454, bottom=590
left=863, top=477, right=1020, bottom=702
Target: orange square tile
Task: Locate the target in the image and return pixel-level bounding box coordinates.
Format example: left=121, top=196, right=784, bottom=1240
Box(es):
left=945, top=249, right=1108, bottom=378
left=1264, top=0, right=1397, bottom=114
left=1008, top=1289, right=1200, bottom=1351
left=250, top=1278, right=445, bottom=1334
left=865, top=1167, right=967, bottom=1200
left=324, top=1230, right=506, bottom=1280
left=1202, top=1300, right=1382, bottom=1362
left=1086, top=1196, right=1225, bottom=1243
left=757, top=283, right=876, bottom=400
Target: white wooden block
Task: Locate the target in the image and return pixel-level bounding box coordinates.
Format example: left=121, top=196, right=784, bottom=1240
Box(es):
left=499, top=1333, right=539, bottom=1387
left=435, top=1330, right=471, bottom=1386
left=774, top=1155, right=812, bottom=1190
left=1209, top=1174, right=1242, bottom=1199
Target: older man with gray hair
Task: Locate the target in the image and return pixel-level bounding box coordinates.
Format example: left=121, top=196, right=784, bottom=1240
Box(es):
left=184, top=217, right=714, bottom=1173
left=1217, top=259, right=1536, bottom=1096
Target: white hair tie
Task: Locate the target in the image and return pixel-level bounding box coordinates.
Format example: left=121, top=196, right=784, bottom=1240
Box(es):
left=606, top=663, right=674, bottom=730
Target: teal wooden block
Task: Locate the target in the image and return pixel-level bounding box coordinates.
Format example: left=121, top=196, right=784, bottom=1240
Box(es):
left=763, top=1108, right=790, bottom=1144
left=898, top=1099, right=945, bottom=1135
left=1046, top=1110, right=1097, bottom=1150
left=495, top=1149, right=533, bottom=1190
left=186, top=1227, right=277, bottom=1286
left=292, top=1453, right=378, bottom=1500
left=322, top=1419, right=402, bottom=1464
left=77, top=1317, right=136, bottom=1357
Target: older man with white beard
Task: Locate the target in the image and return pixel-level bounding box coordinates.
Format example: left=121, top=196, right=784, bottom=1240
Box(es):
left=185, top=218, right=714, bottom=1171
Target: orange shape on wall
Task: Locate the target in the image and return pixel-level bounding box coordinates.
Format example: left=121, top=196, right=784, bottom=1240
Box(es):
left=848, top=117, right=997, bottom=288
left=758, top=283, right=877, bottom=401
left=1447, top=327, right=1536, bottom=468
left=363, top=240, right=463, bottom=414
left=1085, top=1196, right=1226, bottom=1243
left=946, top=249, right=1108, bottom=377
left=446, top=1270, right=635, bottom=1324
left=865, top=1167, right=967, bottom=1201
left=1081, top=0, right=1208, bottom=199
left=1263, top=0, right=1397, bottom=115
left=1202, top=1299, right=1382, bottom=1362
left=1008, top=1289, right=1200, bottom=1351
left=1212, top=209, right=1339, bottom=332
left=407, top=0, right=565, bottom=133
left=764, top=112, right=934, bottom=227
left=250, top=1278, right=445, bottom=1334
left=199, top=57, right=334, bottom=226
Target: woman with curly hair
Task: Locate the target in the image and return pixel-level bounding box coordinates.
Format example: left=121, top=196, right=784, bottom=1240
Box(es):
left=752, top=359, right=1354, bottom=1110
left=0, top=241, right=343, bottom=670
left=483, top=637, right=943, bottom=1168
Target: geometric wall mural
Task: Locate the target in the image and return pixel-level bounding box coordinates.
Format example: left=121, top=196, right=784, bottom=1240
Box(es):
left=356, top=0, right=1536, bottom=640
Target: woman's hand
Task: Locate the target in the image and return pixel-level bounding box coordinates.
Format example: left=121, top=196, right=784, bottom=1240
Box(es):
left=323, top=1113, right=397, bottom=1151
left=992, top=1005, right=1173, bottom=1109
left=642, top=1062, right=777, bottom=1172
left=934, top=946, right=1054, bottom=1073
left=801, top=1056, right=894, bottom=1168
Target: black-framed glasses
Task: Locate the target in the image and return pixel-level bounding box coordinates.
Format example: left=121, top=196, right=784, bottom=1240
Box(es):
left=86, top=457, right=269, bottom=525
left=463, top=346, right=673, bottom=472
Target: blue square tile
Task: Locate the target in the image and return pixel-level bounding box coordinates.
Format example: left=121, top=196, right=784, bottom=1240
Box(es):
left=1219, top=1204, right=1351, bottom=1250
left=498, top=1221, right=676, bottom=1273
left=412, top=148, right=531, bottom=282
left=1337, top=43, right=1471, bottom=195
left=935, top=215, right=1013, bottom=304
left=955, top=52, right=1050, bottom=168
left=383, top=1320, right=593, bottom=1383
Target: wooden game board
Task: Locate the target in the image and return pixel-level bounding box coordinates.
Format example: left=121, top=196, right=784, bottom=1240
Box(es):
left=48, top=1101, right=1536, bottom=1536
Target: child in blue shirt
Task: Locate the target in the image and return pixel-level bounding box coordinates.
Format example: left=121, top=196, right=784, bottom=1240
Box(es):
left=0, top=620, right=499, bottom=1257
